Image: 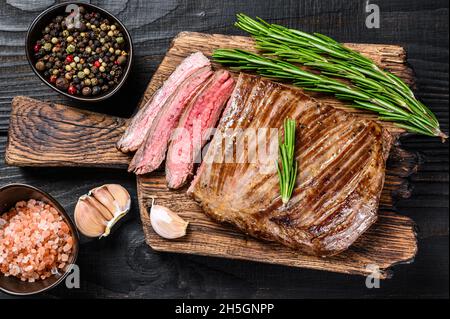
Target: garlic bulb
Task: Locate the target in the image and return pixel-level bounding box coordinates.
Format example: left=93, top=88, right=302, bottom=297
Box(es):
left=74, top=184, right=131, bottom=238
left=150, top=199, right=188, bottom=239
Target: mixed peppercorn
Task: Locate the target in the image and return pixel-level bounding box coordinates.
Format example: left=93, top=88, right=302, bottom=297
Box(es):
left=33, top=6, right=129, bottom=97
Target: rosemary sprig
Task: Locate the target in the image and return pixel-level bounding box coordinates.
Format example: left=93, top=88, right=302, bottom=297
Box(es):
left=213, top=14, right=447, bottom=140
left=213, top=49, right=440, bottom=137
left=236, top=14, right=439, bottom=125
left=277, top=118, right=298, bottom=204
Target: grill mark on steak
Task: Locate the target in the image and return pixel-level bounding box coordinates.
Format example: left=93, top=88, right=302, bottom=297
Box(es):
left=299, top=119, right=357, bottom=167
left=291, top=126, right=372, bottom=225
left=208, top=83, right=256, bottom=193
left=313, top=159, right=379, bottom=239
left=117, top=52, right=210, bottom=153
left=216, top=82, right=302, bottom=196
left=220, top=75, right=258, bottom=132
left=188, top=74, right=393, bottom=256
left=295, top=123, right=368, bottom=193
left=212, top=81, right=284, bottom=196
left=295, top=109, right=336, bottom=148
left=296, top=108, right=346, bottom=153
left=265, top=122, right=372, bottom=225
left=304, top=136, right=374, bottom=226
left=129, top=66, right=213, bottom=175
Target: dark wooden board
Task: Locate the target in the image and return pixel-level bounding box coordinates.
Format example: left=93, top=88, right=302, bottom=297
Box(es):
left=6, top=96, right=131, bottom=168
left=133, top=32, right=419, bottom=277
left=5, top=31, right=420, bottom=277
left=0, top=0, right=448, bottom=298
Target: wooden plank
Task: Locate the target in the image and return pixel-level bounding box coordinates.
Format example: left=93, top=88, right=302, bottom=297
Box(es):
left=133, top=32, right=418, bottom=276
left=5, top=96, right=131, bottom=168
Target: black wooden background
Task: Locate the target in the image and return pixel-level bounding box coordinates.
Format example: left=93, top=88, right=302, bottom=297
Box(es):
left=0, top=0, right=448, bottom=299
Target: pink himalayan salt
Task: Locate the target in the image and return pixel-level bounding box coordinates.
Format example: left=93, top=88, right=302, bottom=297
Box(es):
left=0, top=199, right=74, bottom=282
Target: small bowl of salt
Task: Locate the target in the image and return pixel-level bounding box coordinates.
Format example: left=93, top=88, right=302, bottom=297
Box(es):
left=0, top=184, right=79, bottom=296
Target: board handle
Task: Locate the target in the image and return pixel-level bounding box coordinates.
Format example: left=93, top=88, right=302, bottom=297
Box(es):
left=6, top=96, right=132, bottom=168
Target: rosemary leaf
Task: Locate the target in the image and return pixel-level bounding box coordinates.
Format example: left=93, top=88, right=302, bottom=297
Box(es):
left=277, top=118, right=298, bottom=204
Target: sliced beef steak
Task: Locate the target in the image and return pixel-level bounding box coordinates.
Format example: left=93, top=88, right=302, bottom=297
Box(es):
left=165, top=70, right=235, bottom=189
left=129, top=66, right=213, bottom=175
left=188, top=74, right=393, bottom=257
left=117, top=52, right=211, bottom=153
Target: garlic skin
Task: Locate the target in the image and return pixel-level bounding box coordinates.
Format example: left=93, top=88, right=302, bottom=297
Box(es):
left=74, top=184, right=131, bottom=238
left=150, top=202, right=188, bottom=239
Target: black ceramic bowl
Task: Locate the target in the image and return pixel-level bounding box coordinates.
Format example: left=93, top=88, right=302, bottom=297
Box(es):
left=25, top=2, right=133, bottom=102
left=0, top=184, right=79, bottom=296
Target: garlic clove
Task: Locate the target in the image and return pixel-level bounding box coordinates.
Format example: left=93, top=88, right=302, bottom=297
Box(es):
left=105, top=184, right=131, bottom=213
left=74, top=195, right=109, bottom=237
left=150, top=204, right=189, bottom=239
left=74, top=184, right=131, bottom=238
left=84, top=194, right=114, bottom=221
left=91, top=185, right=117, bottom=215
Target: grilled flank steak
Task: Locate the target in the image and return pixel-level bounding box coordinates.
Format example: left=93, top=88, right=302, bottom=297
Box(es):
left=188, top=73, right=393, bottom=257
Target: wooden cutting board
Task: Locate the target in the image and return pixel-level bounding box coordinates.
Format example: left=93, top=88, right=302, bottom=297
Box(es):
left=5, top=32, right=419, bottom=278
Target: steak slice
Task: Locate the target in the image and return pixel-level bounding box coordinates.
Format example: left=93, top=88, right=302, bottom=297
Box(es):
left=117, top=52, right=211, bottom=153
left=165, top=70, right=235, bottom=189
left=188, top=73, right=393, bottom=257
left=129, top=66, right=213, bottom=175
